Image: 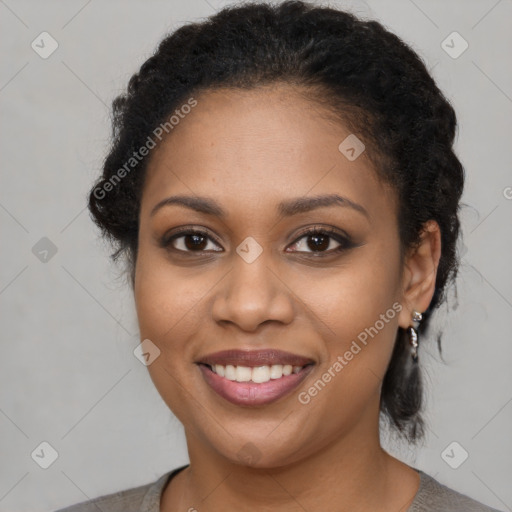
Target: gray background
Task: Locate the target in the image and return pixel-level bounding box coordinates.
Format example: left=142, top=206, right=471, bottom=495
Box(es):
left=1, top=0, right=511, bottom=511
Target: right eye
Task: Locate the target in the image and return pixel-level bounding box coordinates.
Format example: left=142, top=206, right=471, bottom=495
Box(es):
left=161, top=228, right=223, bottom=254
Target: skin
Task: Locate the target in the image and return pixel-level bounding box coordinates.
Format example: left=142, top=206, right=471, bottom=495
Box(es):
left=133, top=83, right=441, bottom=512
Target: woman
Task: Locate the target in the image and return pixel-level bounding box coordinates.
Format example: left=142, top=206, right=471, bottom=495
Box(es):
left=56, top=1, right=503, bottom=511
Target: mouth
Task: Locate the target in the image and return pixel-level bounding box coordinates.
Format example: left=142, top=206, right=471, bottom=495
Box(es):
left=195, top=349, right=315, bottom=406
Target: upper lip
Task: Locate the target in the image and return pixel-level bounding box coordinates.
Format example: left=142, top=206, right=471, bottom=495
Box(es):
left=196, top=349, right=315, bottom=368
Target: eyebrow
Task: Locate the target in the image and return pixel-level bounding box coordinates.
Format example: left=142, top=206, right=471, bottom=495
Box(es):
left=150, top=193, right=370, bottom=220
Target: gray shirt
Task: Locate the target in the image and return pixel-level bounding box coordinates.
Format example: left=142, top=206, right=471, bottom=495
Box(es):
left=55, top=465, right=504, bottom=512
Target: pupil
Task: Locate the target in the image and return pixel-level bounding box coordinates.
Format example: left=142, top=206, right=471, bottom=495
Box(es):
left=308, top=234, right=329, bottom=252
left=185, top=234, right=207, bottom=251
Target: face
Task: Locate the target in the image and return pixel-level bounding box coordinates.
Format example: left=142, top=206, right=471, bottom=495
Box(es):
left=134, top=84, right=409, bottom=467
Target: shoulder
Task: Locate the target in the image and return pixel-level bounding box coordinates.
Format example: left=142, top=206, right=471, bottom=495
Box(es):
left=409, top=470, right=504, bottom=512
left=53, top=468, right=179, bottom=512
left=53, top=482, right=152, bottom=512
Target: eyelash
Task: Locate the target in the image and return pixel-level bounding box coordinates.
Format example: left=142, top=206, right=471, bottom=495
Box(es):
left=160, top=226, right=356, bottom=257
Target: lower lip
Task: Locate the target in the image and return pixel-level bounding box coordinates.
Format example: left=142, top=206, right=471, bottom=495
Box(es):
left=198, top=364, right=314, bottom=406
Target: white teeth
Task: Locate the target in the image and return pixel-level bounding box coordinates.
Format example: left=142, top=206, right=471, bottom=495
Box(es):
left=252, top=366, right=270, bottom=383
left=269, top=364, right=283, bottom=379
left=209, top=363, right=307, bottom=383
left=225, top=364, right=236, bottom=380
left=235, top=366, right=252, bottom=382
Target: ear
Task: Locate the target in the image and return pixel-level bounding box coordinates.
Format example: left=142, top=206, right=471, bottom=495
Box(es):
left=398, top=220, right=442, bottom=330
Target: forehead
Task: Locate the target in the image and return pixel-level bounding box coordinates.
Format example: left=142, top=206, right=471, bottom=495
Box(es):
left=141, top=84, right=396, bottom=223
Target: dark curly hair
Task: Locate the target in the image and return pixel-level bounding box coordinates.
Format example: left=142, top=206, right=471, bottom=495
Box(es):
left=88, top=0, right=464, bottom=444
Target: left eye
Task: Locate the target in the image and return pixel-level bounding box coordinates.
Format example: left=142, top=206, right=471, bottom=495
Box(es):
left=287, top=229, right=350, bottom=255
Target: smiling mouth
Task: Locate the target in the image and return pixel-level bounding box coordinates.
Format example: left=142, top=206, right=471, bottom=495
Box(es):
left=195, top=348, right=316, bottom=406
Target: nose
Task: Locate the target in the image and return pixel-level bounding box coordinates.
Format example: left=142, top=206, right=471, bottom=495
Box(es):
left=211, top=252, right=295, bottom=332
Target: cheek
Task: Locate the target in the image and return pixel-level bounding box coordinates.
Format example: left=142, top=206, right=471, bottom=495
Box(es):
left=297, top=251, right=401, bottom=338
left=134, top=246, right=208, bottom=340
